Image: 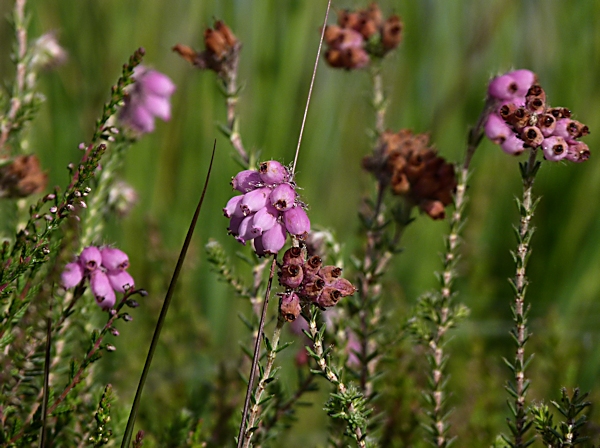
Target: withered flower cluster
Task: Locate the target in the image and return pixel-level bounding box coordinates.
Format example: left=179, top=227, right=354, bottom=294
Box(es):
left=0, top=154, right=47, bottom=198
left=173, top=20, right=239, bottom=78
left=278, top=247, right=356, bottom=322
left=324, top=3, right=403, bottom=69
left=363, top=130, right=456, bottom=220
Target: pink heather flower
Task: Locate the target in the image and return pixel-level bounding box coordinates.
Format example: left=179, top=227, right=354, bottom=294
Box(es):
left=500, top=134, right=525, bottom=156
left=107, top=270, right=135, bottom=292
left=120, top=66, right=176, bottom=134
left=236, top=215, right=260, bottom=244
left=228, top=215, right=244, bottom=236
left=100, top=247, right=130, bottom=271
left=508, top=69, right=536, bottom=96
left=541, top=136, right=569, bottom=162
left=231, top=170, right=262, bottom=192
left=61, top=261, right=84, bottom=289
left=252, top=205, right=278, bottom=233
left=260, top=221, right=287, bottom=254
left=565, top=141, right=590, bottom=163
left=283, top=206, right=310, bottom=238
left=259, top=161, right=289, bottom=185
left=484, top=113, right=512, bottom=144
left=80, top=246, right=102, bottom=271
left=240, top=187, right=271, bottom=216
left=487, top=74, right=520, bottom=101
left=90, top=270, right=116, bottom=310
left=270, top=183, right=297, bottom=211
left=223, top=194, right=244, bottom=218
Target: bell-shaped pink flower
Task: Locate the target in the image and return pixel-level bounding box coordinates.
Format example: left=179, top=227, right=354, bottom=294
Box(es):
left=90, top=270, right=116, bottom=311
left=231, top=170, right=262, bottom=192
left=488, top=74, right=519, bottom=101
left=236, top=215, right=260, bottom=244
left=485, top=113, right=511, bottom=144
left=223, top=194, right=244, bottom=218
left=259, top=160, right=289, bottom=185
left=252, top=204, right=278, bottom=233
left=506, top=69, right=536, bottom=97
left=240, top=187, right=271, bottom=216
left=101, top=247, right=130, bottom=271
left=107, top=270, right=135, bottom=293
left=565, top=141, right=590, bottom=163
left=542, top=136, right=568, bottom=162
left=80, top=246, right=102, bottom=272
left=500, top=134, right=525, bottom=156
left=260, top=222, right=287, bottom=254
left=270, top=183, right=296, bottom=212
left=283, top=206, right=310, bottom=238
left=61, top=261, right=84, bottom=289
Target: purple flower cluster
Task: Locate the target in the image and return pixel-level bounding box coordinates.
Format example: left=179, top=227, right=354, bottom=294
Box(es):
left=61, top=246, right=135, bottom=311
left=485, top=69, right=590, bottom=162
left=278, top=247, right=356, bottom=322
left=223, top=161, right=310, bottom=255
left=120, top=65, right=176, bottom=134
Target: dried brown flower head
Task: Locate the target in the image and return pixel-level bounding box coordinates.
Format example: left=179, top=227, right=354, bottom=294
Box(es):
left=173, top=20, right=240, bottom=78
left=363, top=130, right=456, bottom=220
left=0, top=154, right=48, bottom=198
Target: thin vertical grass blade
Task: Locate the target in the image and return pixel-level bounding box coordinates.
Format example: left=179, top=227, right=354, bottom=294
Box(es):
left=121, top=141, right=216, bottom=448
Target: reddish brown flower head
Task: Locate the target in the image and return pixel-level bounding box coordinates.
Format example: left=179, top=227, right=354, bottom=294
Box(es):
left=0, top=155, right=47, bottom=198
left=173, top=20, right=240, bottom=78
left=363, top=130, right=456, bottom=220
left=324, top=3, right=403, bottom=70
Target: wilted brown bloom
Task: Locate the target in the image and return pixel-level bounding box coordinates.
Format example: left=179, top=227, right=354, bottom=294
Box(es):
left=324, top=3, right=403, bottom=70
left=0, top=154, right=47, bottom=198
left=363, top=130, right=456, bottom=220
left=173, top=20, right=240, bottom=78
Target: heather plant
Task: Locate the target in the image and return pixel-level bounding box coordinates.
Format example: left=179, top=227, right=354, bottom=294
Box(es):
left=1, top=1, right=600, bottom=447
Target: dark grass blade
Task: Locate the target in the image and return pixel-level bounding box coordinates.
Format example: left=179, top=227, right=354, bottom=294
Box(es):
left=39, top=314, right=52, bottom=447
left=121, top=141, right=217, bottom=447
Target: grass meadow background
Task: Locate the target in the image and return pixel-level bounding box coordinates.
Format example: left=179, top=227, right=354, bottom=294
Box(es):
left=2, top=0, right=600, bottom=445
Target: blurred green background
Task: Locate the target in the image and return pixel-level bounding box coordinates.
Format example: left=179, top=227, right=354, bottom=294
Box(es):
left=2, top=0, right=600, bottom=445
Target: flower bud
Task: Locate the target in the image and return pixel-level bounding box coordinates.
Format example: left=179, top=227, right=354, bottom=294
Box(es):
left=80, top=246, right=102, bottom=272
left=90, top=270, right=116, bottom=311
left=231, top=170, right=262, bottom=192
left=259, top=160, right=289, bottom=185
left=61, top=261, right=84, bottom=289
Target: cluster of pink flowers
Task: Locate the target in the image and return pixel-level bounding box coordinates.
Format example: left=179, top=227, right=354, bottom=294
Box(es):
left=485, top=69, right=590, bottom=162
left=223, top=161, right=310, bottom=256
left=119, top=65, right=176, bottom=134
left=278, top=247, right=356, bottom=322
left=61, top=246, right=135, bottom=311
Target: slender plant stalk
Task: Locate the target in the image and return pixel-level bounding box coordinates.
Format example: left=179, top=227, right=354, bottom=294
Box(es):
left=237, top=255, right=277, bottom=448
left=0, top=0, right=27, bottom=157
left=308, top=314, right=367, bottom=448
left=240, top=314, right=285, bottom=448
left=236, top=2, right=331, bottom=444
left=370, top=62, right=386, bottom=137
left=223, top=45, right=248, bottom=166
left=505, top=147, right=539, bottom=447
left=120, top=142, right=216, bottom=447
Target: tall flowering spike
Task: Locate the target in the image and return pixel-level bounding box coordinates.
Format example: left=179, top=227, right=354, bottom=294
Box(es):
left=80, top=246, right=102, bottom=272
left=90, top=270, right=116, bottom=311
left=484, top=69, right=590, bottom=163
left=119, top=65, right=176, bottom=134
left=363, top=129, right=457, bottom=220
left=61, top=262, right=84, bottom=289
